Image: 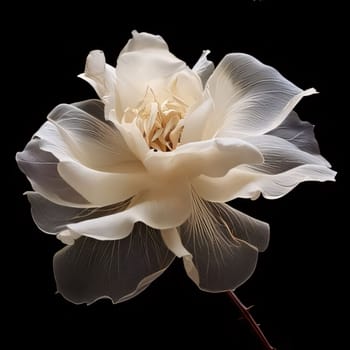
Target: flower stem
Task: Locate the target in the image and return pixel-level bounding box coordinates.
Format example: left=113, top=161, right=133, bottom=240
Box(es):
left=226, top=290, right=276, bottom=350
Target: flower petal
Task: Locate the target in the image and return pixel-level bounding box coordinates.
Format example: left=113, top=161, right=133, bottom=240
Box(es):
left=67, top=183, right=192, bottom=240
left=57, top=161, right=146, bottom=206
left=192, top=50, right=215, bottom=86
left=194, top=164, right=336, bottom=202
left=177, top=195, right=269, bottom=291
left=181, top=90, right=215, bottom=144
left=144, top=137, right=263, bottom=179
left=27, top=192, right=130, bottom=238
left=46, top=102, right=139, bottom=172
left=53, top=223, right=174, bottom=304
left=78, top=50, right=118, bottom=119
left=206, top=53, right=316, bottom=137
left=193, top=128, right=336, bottom=202
left=115, top=31, right=200, bottom=114
left=243, top=134, right=330, bottom=174
left=267, top=111, right=323, bottom=157
left=16, top=139, right=89, bottom=207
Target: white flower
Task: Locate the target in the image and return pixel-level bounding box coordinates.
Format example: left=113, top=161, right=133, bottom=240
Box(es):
left=16, top=31, right=336, bottom=304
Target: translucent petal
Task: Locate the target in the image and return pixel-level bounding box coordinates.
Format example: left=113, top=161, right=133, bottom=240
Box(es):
left=67, top=183, right=192, bottom=240
left=267, top=110, right=323, bottom=156
left=193, top=127, right=336, bottom=202
left=144, top=137, right=263, bottom=179
left=178, top=195, right=269, bottom=291
left=27, top=192, right=130, bottom=236
left=206, top=53, right=316, bottom=137
left=194, top=164, right=336, bottom=202
left=53, top=223, right=174, bottom=304
left=72, top=99, right=105, bottom=121
left=16, top=139, right=89, bottom=207
left=192, top=50, right=215, bottom=86
left=242, top=134, right=330, bottom=174
left=46, top=102, right=139, bottom=172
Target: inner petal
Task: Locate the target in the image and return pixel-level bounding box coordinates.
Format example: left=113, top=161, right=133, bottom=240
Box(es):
left=122, top=88, right=188, bottom=152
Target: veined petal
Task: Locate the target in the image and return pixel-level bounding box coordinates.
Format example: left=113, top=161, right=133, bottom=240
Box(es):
left=194, top=164, right=336, bottom=202
left=207, top=53, right=316, bottom=137
left=193, top=110, right=336, bottom=201
left=58, top=161, right=146, bottom=206
left=192, top=50, right=215, bottom=86
left=144, top=137, right=263, bottom=179
left=67, top=183, right=192, bottom=240
left=27, top=192, right=130, bottom=237
left=178, top=194, right=269, bottom=291
left=242, top=134, right=330, bottom=174
left=53, top=223, right=174, bottom=304
left=16, top=139, right=89, bottom=207
left=267, top=111, right=323, bottom=157
left=46, top=102, right=139, bottom=172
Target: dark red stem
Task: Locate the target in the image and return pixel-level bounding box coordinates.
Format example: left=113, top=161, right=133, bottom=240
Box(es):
left=226, top=290, right=276, bottom=350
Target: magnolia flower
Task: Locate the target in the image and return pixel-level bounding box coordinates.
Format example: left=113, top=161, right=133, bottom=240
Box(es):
left=17, top=31, right=335, bottom=304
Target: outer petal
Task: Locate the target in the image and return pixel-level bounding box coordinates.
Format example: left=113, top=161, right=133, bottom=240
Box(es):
left=46, top=102, right=140, bottom=172
left=267, top=111, right=323, bottom=156
left=115, top=31, right=202, bottom=115
left=206, top=53, right=316, bottom=138
left=193, top=117, right=336, bottom=201
left=27, top=192, right=130, bottom=240
left=57, top=161, right=146, bottom=206
left=242, top=134, right=330, bottom=174
left=194, top=165, right=336, bottom=202
left=67, top=183, right=192, bottom=240
left=192, top=50, right=215, bottom=86
left=16, top=139, right=90, bottom=207
left=144, top=137, right=263, bottom=179
left=53, top=223, right=174, bottom=304
left=174, top=195, right=269, bottom=291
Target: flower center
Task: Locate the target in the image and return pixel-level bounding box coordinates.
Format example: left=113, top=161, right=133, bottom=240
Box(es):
left=122, top=88, right=187, bottom=152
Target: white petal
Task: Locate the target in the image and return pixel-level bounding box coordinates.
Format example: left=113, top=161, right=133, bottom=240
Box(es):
left=192, top=50, right=215, bottom=86
left=193, top=129, right=336, bottom=202
left=144, top=137, right=263, bottom=179
left=53, top=223, right=174, bottom=304
left=178, top=195, right=269, bottom=291
left=78, top=50, right=118, bottom=120
left=206, top=53, right=316, bottom=137
left=181, top=90, right=215, bottom=143
left=161, top=228, right=191, bottom=258
left=57, top=230, right=81, bottom=245
left=46, top=102, right=139, bottom=172
left=115, top=31, right=199, bottom=114
left=194, top=164, right=336, bottom=202
left=58, top=161, right=147, bottom=206
left=120, top=30, right=169, bottom=54
left=242, top=134, right=330, bottom=174
left=27, top=192, right=130, bottom=235
left=16, top=139, right=89, bottom=207
left=168, top=69, right=203, bottom=107
left=67, top=183, right=192, bottom=240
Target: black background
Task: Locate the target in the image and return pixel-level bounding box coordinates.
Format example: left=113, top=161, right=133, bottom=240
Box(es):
left=7, top=1, right=344, bottom=349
